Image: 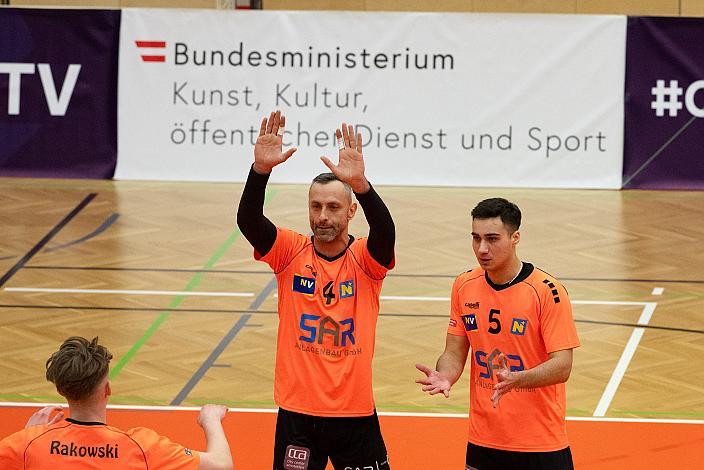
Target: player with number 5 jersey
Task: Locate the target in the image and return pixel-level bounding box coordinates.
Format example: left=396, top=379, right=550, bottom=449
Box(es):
left=236, top=111, right=395, bottom=470
left=416, top=198, right=580, bottom=470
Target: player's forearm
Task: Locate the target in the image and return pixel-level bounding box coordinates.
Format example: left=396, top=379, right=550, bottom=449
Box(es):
left=513, top=353, right=572, bottom=389
left=436, top=351, right=466, bottom=385
left=355, top=183, right=395, bottom=268
left=237, top=165, right=276, bottom=256
left=201, top=420, right=233, bottom=470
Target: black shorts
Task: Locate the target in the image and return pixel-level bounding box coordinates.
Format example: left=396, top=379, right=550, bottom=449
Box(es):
left=273, top=408, right=390, bottom=470
left=466, top=442, right=574, bottom=470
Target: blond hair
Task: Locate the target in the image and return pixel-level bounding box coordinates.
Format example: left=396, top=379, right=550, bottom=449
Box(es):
left=45, top=336, right=112, bottom=401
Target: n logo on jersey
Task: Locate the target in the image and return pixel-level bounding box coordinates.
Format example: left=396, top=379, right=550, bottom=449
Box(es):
left=511, top=318, right=528, bottom=335
left=461, top=314, right=478, bottom=331
left=339, top=280, right=355, bottom=298
left=293, top=274, right=316, bottom=294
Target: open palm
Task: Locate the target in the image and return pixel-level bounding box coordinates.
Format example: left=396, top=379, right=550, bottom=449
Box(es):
left=415, top=363, right=452, bottom=398
left=321, top=123, right=369, bottom=193
left=253, top=110, right=296, bottom=174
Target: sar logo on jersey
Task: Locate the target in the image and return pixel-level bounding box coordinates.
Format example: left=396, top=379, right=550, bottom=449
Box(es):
left=461, top=314, right=478, bottom=331
left=511, top=318, right=528, bottom=335
left=292, top=274, right=316, bottom=294
left=339, top=280, right=355, bottom=298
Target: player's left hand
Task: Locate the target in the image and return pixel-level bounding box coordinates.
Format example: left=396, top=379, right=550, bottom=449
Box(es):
left=321, top=123, right=370, bottom=194
left=25, top=406, right=64, bottom=428
left=492, top=353, right=521, bottom=408
left=197, top=404, right=229, bottom=427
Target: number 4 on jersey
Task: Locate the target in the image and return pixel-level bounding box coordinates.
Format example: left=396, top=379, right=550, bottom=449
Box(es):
left=322, top=281, right=336, bottom=305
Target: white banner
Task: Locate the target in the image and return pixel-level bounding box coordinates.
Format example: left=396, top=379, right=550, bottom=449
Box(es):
left=117, top=9, right=626, bottom=188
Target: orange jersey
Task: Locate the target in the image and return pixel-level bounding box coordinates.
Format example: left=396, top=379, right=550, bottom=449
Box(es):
left=257, top=228, right=392, bottom=417
left=0, top=418, right=199, bottom=469
left=447, top=264, right=580, bottom=452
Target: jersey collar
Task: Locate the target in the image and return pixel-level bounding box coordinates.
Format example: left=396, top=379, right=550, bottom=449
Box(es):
left=311, top=235, right=354, bottom=262
left=66, top=418, right=106, bottom=426
left=484, top=262, right=534, bottom=291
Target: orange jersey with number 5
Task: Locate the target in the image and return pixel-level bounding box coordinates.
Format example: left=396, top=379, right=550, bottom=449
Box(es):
left=447, top=264, right=580, bottom=452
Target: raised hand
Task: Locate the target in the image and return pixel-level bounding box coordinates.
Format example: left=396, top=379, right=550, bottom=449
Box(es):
left=415, top=363, right=452, bottom=398
left=25, top=406, right=64, bottom=428
left=197, top=404, right=229, bottom=427
left=253, top=110, right=297, bottom=174
left=321, top=123, right=370, bottom=194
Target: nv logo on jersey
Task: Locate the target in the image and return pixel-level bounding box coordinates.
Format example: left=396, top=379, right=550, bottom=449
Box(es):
left=511, top=318, right=528, bottom=335
left=461, top=314, right=478, bottom=331
left=339, top=280, right=354, bottom=298
left=293, top=274, right=316, bottom=294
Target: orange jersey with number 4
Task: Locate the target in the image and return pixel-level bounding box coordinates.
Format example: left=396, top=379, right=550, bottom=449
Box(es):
left=258, top=228, right=392, bottom=417
left=447, top=264, right=580, bottom=452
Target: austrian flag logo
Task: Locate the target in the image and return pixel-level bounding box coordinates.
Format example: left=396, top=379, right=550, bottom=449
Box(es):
left=135, top=40, right=166, bottom=63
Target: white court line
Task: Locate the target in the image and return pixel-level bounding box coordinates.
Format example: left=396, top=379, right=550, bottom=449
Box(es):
left=4, top=287, right=254, bottom=297
left=652, top=287, right=664, bottom=295
left=593, top=302, right=657, bottom=417
left=5, top=288, right=649, bottom=307
left=273, top=294, right=451, bottom=301
left=380, top=298, right=653, bottom=306
left=3, top=287, right=655, bottom=417
left=382, top=295, right=450, bottom=301
left=0, top=402, right=700, bottom=424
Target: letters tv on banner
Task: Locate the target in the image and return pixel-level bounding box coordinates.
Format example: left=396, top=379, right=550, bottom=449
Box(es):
left=623, top=17, right=704, bottom=189
left=117, top=10, right=625, bottom=188
left=0, top=9, right=120, bottom=179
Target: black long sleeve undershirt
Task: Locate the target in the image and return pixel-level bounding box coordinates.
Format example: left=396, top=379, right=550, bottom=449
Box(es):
left=237, top=166, right=277, bottom=257
left=355, top=183, right=395, bottom=268
left=236, top=165, right=395, bottom=268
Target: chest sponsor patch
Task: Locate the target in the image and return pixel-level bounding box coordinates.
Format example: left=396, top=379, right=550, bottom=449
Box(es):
left=461, top=314, right=478, bottom=331
left=292, top=274, right=316, bottom=294
left=511, top=318, right=528, bottom=335
left=339, top=279, right=355, bottom=298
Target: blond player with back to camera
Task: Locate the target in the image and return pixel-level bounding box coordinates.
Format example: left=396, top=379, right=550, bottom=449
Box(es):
left=0, top=336, right=233, bottom=470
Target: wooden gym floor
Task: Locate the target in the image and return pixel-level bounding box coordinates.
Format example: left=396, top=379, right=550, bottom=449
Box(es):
left=0, top=177, right=702, bottom=468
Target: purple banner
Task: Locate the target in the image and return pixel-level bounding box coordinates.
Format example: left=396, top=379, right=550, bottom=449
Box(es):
left=624, top=17, right=704, bottom=189
left=0, top=8, right=119, bottom=179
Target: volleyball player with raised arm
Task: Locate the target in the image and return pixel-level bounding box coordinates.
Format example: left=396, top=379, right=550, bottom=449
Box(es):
left=237, top=111, right=395, bottom=470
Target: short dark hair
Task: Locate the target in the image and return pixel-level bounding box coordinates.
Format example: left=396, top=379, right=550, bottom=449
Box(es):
left=311, top=172, right=352, bottom=194
left=46, top=336, right=113, bottom=401
left=471, top=198, right=522, bottom=233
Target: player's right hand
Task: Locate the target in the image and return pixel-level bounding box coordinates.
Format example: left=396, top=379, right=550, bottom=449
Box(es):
left=253, top=110, right=297, bottom=174
left=415, top=363, right=452, bottom=398
left=25, top=406, right=64, bottom=428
